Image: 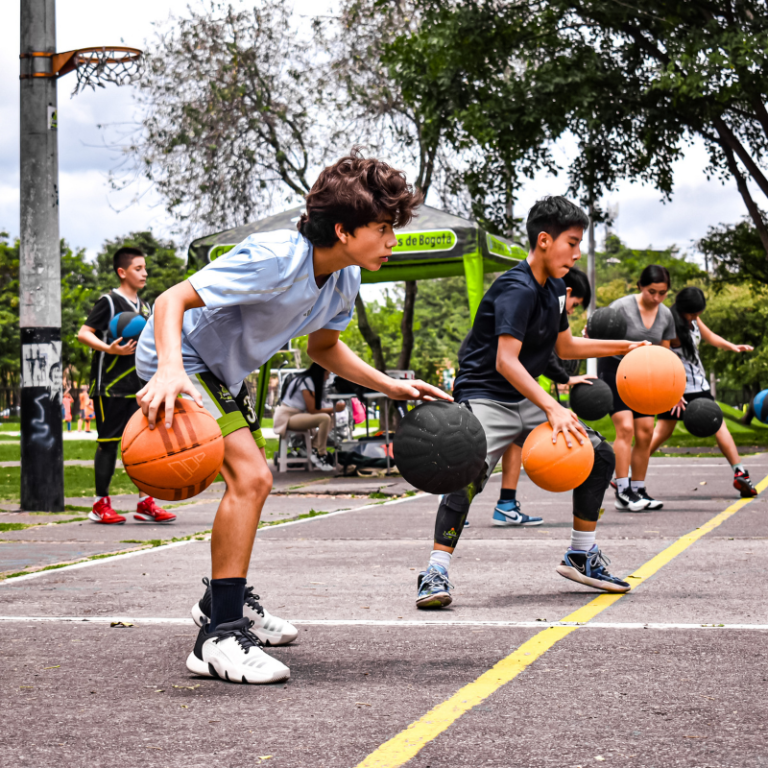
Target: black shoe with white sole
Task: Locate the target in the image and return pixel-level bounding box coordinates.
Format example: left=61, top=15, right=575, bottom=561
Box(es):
left=186, top=617, right=290, bottom=684
left=191, top=578, right=298, bottom=646
left=635, top=487, right=663, bottom=510
left=611, top=482, right=651, bottom=512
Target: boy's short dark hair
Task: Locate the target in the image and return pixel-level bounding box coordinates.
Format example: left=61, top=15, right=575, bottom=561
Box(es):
left=563, top=267, right=591, bottom=309
left=298, top=148, right=422, bottom=248
left=113, top=247, right=145, bottom=276
left=526, top=196, right=589, bottom=250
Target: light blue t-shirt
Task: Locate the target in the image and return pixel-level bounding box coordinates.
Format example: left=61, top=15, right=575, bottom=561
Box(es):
left=136, top=230, right=360, bottom=394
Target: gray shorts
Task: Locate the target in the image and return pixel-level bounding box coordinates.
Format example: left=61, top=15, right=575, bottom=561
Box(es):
left=467, top=398, right=603, bottom=490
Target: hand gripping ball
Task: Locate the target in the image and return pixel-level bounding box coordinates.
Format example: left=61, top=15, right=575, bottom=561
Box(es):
left=683, top=398, right=723, bottom=438
left=569, top=379, right=613, bottom=422
left=616, top=345, right=686, bottom=415
left=522, top=422, right=595, bottom=493
left=109, top=311, right=147, bottom=342
left=393, top=401, right=487, bottom=495
left=586, top=307, right=628, bottom=340
left=121, top=399, right=225, bottom=501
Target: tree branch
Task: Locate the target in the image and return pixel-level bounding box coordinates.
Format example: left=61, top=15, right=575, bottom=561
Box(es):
left=354, top=292, right=386, bottom=372
left=396, top=280, right=418, bottom=370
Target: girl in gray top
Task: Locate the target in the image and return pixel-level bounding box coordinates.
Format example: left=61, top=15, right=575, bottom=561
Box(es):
left=650, top=287, right=757, bottom=498
left=597, top=265, right=676, bottom=511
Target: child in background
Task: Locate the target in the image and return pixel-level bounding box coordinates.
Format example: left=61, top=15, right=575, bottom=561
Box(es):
left=63, top=390, right=74, bottom=432
left=78, top=386, right=90, bottom=432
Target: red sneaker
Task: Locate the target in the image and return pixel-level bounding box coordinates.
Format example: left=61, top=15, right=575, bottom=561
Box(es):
left=734, top=468, right=757, bottom=498
left=88, top=496, right=126, bottom=525
left=135, top=497, right=177, bottom=524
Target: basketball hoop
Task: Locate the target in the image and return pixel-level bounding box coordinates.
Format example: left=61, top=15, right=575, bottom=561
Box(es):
left=20, top=46, right=143, bottom=95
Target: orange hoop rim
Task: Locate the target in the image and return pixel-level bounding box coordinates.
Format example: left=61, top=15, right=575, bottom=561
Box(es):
left=20, top=46, right=143, bottom=79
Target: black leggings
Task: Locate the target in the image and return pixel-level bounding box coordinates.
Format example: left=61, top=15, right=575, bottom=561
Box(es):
left=95, top=441, right=119, bottom=498
left=433, top=438, right=616, bottom=549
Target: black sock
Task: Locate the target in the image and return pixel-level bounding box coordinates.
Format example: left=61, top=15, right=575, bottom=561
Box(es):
left=500, top=488, right=517, bottom=501
left=94, top=444, right=118, bottom=498
left=208, top=578, right=246, bottom=632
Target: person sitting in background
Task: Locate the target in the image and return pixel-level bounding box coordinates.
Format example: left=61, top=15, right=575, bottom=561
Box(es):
left=273, top=362, right=345, bottom=471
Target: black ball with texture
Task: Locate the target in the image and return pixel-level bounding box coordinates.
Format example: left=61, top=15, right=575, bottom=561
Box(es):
left=108, top=311, right=147, bottom=342
left=683, top=398, right=723, bottom=438
left=586, top=307, right=628, bottom=340
left=569, top=380, right=614, bottom=422
left=394, top=401, right=487, bottom=494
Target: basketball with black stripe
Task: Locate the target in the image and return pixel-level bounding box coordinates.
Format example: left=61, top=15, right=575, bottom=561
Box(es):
left=121, top=400, right=225, bottom=500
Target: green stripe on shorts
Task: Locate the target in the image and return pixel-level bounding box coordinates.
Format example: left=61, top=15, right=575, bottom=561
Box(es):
left=252, top=428, right=266, bottom=449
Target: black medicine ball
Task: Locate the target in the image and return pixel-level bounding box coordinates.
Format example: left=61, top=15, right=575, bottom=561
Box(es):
left=683, top=398, right=723, bottom=438
left=108, top=311, right=147, bottom=342
left=394, top=401, right=486, bottom=494
left=586, top=307, right=628, bottom=340
left=569, top=379, right=614, bottom=422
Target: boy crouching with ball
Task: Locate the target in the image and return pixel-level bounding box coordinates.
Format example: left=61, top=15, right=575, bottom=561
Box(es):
left=416, top=197, right=650, bottom=610
left=136, top=150, right=449, bottom=684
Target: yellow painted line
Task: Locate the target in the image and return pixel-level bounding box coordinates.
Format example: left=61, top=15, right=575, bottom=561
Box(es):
left=356, top=474, right=768, bottom=768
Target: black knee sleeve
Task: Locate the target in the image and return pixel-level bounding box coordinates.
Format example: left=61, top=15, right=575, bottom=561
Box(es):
left=572, top=439, right=615, bottom=523
left=95, top=442, right=119, bottom=498
left=434, top=491, right=471, bottom=548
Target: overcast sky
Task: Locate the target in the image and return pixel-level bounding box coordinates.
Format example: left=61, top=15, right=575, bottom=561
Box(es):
left=2, top=0, right=752, bottom=276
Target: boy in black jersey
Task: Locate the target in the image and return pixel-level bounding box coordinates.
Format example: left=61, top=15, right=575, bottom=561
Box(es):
left=416, top=197, right=650, bottom=609
left=77, top=247, right=175, bottom=525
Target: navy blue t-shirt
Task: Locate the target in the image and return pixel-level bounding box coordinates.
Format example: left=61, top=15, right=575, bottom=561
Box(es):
left=454, top=260, right=569, bottom=404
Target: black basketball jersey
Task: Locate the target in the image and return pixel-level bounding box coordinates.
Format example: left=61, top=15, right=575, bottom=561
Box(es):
left=85, top=290, right=152, bottom=397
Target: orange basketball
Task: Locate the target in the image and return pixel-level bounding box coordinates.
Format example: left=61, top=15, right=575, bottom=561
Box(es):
left=616, top=345, right=686, bottom=415
left=522, top=422, right=595, bottom=493
left=121, top=399, right=225, bottom=501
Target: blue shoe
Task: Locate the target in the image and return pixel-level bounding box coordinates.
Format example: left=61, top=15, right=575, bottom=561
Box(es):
left=492, top=500, right=543, bottom=527
left=415, top=564, right=453, bottom=609
left=556, top=545, right=630, bottom=593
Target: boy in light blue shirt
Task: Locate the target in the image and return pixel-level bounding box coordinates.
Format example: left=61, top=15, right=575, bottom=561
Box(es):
left=136, top=150, right=448, bottom=685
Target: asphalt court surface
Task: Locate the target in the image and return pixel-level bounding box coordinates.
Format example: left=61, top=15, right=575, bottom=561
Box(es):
left=1, top=456, right=767, bottom=767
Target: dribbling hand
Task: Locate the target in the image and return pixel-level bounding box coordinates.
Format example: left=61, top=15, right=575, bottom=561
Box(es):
left=546, top=403, right=587, bottom=448
left=385, top=379, right=453, bottom=402
left=670, top=397, right=687, bottom=418
left=137, top=367, right=203, bottom=430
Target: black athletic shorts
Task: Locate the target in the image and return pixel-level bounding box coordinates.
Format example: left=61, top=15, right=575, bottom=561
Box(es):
left=94, top=395, right=139, bottom=443
left=656, top=389, right=714, bottom=421
left=597, top=356, right=652, bottom=420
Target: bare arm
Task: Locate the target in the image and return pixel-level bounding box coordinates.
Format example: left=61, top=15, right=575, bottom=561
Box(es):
left=300, top=388, right=338, bottom=415
left=307, top=329, right=451, bottom=402
left=497, top=334, right=587, bottom=447
left=698, top=317, right=754, bottom=353
left=136, top=281, right=206, bottom=428
left=77, top=325, right=137, bottom=356
left=555, top=326, right=648, bottom=359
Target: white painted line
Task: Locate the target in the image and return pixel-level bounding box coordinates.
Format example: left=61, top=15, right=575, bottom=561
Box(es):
left=0, top=616, right=765, bottom=630
left=0, top=493, right=429, bottom=586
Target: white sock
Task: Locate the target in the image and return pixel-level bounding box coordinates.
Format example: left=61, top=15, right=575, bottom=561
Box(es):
left=732, top=463, right=745, bottom=473
left=95, top=496, right=106, bottom=503
left=570, top=529, right=596, bottom=552
left=429, top=550, right=452, bottom=571
left=630, top=480, right=645, bottom=492
left=615, top=477, right=629, bottom=493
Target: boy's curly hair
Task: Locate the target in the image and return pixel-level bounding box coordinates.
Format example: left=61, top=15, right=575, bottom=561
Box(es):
left=298, top=148, right=422, bottom=248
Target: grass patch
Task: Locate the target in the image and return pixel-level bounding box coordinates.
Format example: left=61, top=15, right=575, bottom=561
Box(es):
left=259, top=508, right=329, bottom=528
left=0, top=522, right=29, bottom=532
left=0, top=466, right=139, bottom=502
left=368, top=491, right=389, bottom=499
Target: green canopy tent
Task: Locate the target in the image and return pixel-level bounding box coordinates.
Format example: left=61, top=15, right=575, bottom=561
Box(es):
left=188, top=204, right=526, bottom=416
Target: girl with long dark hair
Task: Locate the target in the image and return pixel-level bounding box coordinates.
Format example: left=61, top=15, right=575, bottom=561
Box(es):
left=649, top=287, right=757, bottom=497
left=597, top=265, right=676, bottom=511
left=273, top=362, right=346, bottom=471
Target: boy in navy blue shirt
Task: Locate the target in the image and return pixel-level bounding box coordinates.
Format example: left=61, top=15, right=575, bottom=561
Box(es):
left=416, top=196, right=649, bottom=609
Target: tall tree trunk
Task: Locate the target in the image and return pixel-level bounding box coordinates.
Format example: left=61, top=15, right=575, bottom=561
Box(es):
left=354, top=292, right=386, bottom=372
left=396, top=280, right=418, bottom=370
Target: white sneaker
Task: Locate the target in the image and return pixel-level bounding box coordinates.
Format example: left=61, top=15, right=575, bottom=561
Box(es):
left=191, top=579, right=299, bottom=647
left=186, top=617, right=290, bottom=684
left=311, top=450, right=335, bottom=472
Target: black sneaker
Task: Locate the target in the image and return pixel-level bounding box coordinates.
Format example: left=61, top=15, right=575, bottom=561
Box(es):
left=734, top=468, right=758, bottom=498
left=635, top=487, right=663, bottom=510
left=556, top=545, right=631, bottom=593
left=612, top=481, right=651, bottom=512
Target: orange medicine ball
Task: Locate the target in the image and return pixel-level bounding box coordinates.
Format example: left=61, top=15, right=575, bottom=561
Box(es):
left=121, top=399, right=225, bottom=501
left=522, top=422, right=595, bottom=493
left=616, top=345, right=686, bottom=415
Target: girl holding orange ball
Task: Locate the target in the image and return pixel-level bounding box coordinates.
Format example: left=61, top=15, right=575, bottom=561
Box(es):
left=598, top=265, right=677, bottom=512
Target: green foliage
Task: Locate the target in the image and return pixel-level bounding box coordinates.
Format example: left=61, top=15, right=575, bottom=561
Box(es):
left=60, top=242, right=99, bottom=381
left=699, top=217, right=768, bottom=287
left=0, top=233, right=20, bottom=390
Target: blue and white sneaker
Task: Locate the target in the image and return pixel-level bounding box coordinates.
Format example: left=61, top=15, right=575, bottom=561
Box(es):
left=492, top=499, right=543, bottom=527
left=415, top=564, right=453, bottom=609
left=556, top=545, right=630, bottom=593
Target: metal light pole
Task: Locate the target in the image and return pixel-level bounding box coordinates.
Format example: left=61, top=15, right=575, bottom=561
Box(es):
left=19, top=0, right=64, bottom=511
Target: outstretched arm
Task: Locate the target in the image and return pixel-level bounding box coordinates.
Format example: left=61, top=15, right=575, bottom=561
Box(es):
left=698, top=317, right=754, bottom=353
left=136, top=281, right=206, bottom=428
left=307, top=329, right=451, bottom=402
left=555, top=326, right=649, bottom=359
